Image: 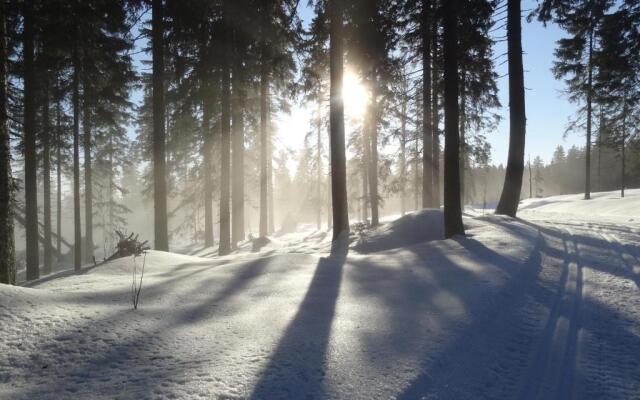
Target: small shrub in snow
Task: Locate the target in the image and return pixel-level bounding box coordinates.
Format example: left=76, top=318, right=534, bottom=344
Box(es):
left=131, top=250, right=147, bottom=310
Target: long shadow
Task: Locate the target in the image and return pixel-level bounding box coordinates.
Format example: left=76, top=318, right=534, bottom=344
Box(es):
left=249, top=242, right=347, bottom=399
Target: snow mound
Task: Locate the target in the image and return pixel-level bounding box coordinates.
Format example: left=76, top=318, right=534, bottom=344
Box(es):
left=519, top=188, right=640, bottom=219
left=354, top=209, right=444, bottom=253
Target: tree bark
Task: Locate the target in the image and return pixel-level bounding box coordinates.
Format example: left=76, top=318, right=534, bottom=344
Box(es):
left=367, top=76, right=379, bottom=226
left=202, top=82, right=214, bottom=247
left=431, top=17, right=440, bottom=208
left=82, top=51, right=93, bottom=262
left=231, top=32, right=245, bottom=246
left=24, top=0, right=39, bottom=280
left=73, top=5, right=82, bottom=271
left=259, top=6, right=269, bottom=238
left=152, top=0, right=169, bottom=250
left=400, top=90, right=407, bottom=216
left=496, top=0, right=527, bottom=217
left=422, top=0, right=433, bottom=209
left=55, top=94, right=62, bottom=263
left=42, top=76, right=52, bottom=274
left=443, top=0, right=464, bottom=238
left=584, top=29, right=593, bottom=200
left=316, top=95, right=322, bottom=230
left=0, top=0, right=15, bottom=284
left=329, top=0, right=349, bottom=239
left=219, top=30, right=232, bottom=255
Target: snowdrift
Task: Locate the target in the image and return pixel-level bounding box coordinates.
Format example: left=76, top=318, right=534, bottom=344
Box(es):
left=519, top=188, right=640, bottom=219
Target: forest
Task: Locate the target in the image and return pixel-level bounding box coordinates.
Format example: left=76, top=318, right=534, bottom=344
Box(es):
left=1, top=1, right=640, bottom=398
left=0, top=0, right=638, bottom=283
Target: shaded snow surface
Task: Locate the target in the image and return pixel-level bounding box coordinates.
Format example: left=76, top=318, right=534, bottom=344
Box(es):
left=2, top=197, right=640, bottom=399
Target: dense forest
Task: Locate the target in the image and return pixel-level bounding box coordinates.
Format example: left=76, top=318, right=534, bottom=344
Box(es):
left=1, top=0, right=639, bottom=283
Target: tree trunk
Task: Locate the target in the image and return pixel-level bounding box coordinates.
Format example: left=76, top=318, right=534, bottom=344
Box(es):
left=584, top=29, right=593, bottom=200
left=442, top=0, right=464, bottom=238
left=55, top=95, right=62, bottom=263
left=73, top=7, right=82, bottom=271
left=362, top=161, right=368, bottom=222
left=82, top=54, right=93, bottom=263
left=0, top=0, right=15, bottom=284
left=400, top=92, right=407, bottom=216
left=329, top=0, right=349, bottom=239
left=42, top=76, right=52, bottom=274
left=621, top=103, right=626, bottom=198
left=459, top=71, right=466, bottom=206
left=219, top=31, right=232, bottom=255
left=24, top=0, right=39, bottom=280
left=231, top=35, right=245, bottom=246
left=422, top=0, right=433, bottom=209
left=152, top=0, right=169, bottom=250
left=367, top=76, right=379, bottom=226
left=259, top=21, right=269, bottom=238
left=431, top=18, right=440, bottom=208
left=202, top=81, right=214, bottom=247
left=316, top=95, right=322, bottom=230
left=496, top=0, right=527, bottom=217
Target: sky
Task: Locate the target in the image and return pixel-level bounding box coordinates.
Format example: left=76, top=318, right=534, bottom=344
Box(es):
left=131, top=0, right=584, bottom=168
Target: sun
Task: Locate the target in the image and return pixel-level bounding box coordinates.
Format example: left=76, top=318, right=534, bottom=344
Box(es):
left=342, top=70, right=369, bottom=119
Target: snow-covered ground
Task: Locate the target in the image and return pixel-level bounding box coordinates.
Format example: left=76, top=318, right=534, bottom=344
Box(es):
left=2, top=192, right=640, bottom=399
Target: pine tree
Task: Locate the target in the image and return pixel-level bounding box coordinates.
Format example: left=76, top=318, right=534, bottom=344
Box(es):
left=538, top=0, right=614, bottom=200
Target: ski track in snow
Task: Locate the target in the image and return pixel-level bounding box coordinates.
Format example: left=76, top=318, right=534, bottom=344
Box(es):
left=2, top=202, right=640, bottom=399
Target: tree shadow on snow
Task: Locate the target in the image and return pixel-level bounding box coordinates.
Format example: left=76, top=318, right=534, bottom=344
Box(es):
left=249, top=240, right=348, bottom=399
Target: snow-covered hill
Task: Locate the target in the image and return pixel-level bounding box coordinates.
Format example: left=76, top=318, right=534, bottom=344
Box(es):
left=1, top=196, right=640, bottom=399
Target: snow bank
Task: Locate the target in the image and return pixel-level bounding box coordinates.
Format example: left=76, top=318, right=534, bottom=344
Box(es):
left=354, top=209, right=444, bottom=253
left=519, top=188, right=640, bottom=220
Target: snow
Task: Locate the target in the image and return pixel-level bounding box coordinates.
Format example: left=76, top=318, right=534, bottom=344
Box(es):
left=519, top=188, right=640, bottom=221
left=2, top=191, right=640, bottom=399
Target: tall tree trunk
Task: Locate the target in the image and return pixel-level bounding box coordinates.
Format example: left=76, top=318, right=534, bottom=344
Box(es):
left=367, top=77, right=379, bottom=226
left=202, top=81, right=214, bottom=247
left=329, top=0, right=349, bottom=239
left=400, top=91, right=407, bottom=216
left=362, top=161, right=368, bottom=222
left=82, top=55, right=93, bottom=263
left=24, top=0, right=39, bottom=280
left=496, top=0, right=527, bottom=217
left=597, top=107, right=602, bottom=192
left=259, top=21, right=269, bottom=238
left=152, top=0, right=169, bottom=250
left=422, top=0, right=433, bottom=209
left=459, top=71, right=466, bottom=206
left=584, top=29, right=593, bottom=200
left=431, top=19, right=440, bottom=208
left=219, top=36, right=232, bottom=255
left=442, top=0, right=464, bottom=238
left=621, top=102, right=626, bottom=198
left=0, top=0, right=15, bottom=284
left=55, top=95, right=62, bottom=263
left=42, top=76, right=52, bottom=274
left=268, top=139, right=274, bottom=233
left=73, top=8, right=82, bottom=271
left=231, top=35, right=245, bottom=246
left=316, top=95, right=322, bottom=230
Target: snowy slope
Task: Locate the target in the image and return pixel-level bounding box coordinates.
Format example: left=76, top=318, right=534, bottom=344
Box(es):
left=2, top=202, right=640, bottom=399
left=519, top=188, right=640, bottom=220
